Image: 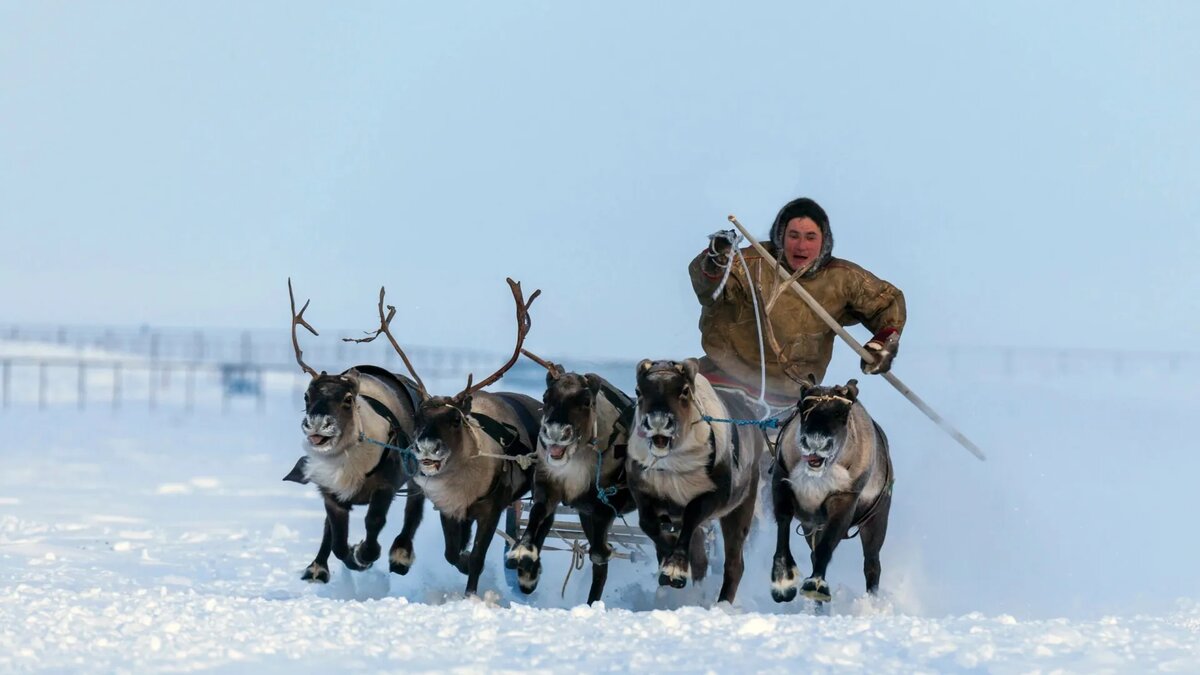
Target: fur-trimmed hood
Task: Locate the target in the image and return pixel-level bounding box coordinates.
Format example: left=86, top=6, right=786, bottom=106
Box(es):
left=769, top=197, right=834, bottom=278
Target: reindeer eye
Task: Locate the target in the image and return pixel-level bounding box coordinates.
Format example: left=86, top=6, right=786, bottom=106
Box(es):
left=451, top=417, right=461, bottom=428
left=342, top=394, right=354, bottom=408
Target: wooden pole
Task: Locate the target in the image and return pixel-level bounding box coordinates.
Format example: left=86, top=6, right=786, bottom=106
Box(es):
left=727, top=215, right=986, bottom=461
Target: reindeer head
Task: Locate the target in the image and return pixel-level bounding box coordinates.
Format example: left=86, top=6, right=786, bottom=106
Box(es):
left=410, top=395, right=475, bottom=477
left=401, top=278, right=540, bottom=478
left=538, top=368, right=603, bottom=466
left=793, top=378, right=859, bottom=473
left=288, top=279, right=360, bottom=455
left=301, top=371, right=363, bottom=454
left=632, top=358, right=700, bottom=458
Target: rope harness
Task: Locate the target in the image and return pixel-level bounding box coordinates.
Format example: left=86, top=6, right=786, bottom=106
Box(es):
left=709, top=233, right=771, bottom=417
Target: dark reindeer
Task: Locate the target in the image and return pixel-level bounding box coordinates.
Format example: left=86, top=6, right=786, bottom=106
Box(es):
left=770, top=379, right=893, bottom=604
left=504, top=350, right=636, bottom=605
left=282, top=280, right=435, bottom=582
left=405, top=278, right=544, bottom=596
left=626, top=358, right=766, bottom=604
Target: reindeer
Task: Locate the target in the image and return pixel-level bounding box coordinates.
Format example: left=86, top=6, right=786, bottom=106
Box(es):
left=769, top=378, right=893, bottom=604
left=404, top=278, right=544, bottom=596
left=626, top=358, right=766, bottom=604
left=504, top=350, right=636, bottom=605
left=281, top=280, right=437, bottom=583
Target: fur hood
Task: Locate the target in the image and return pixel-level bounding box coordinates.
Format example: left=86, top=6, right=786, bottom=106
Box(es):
left=769, top=197, right=834, bottom=278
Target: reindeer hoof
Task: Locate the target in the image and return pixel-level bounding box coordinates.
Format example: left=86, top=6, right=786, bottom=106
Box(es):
left=344, top=543, right=378, bottom=571
left=517, top=564, right=541, bottom=594
left=455, top=551, right=471, bottom=576
left=389, top=547, right=415, bottom=575
left=301, top=563, right=330, bottom=583
left=505, top=542, right=538, bottom=570
left=801, top=576, right=831, bottom=603
left=771, top=560, right=800, bottom=603
left=658, top=553, right=690, bottom=589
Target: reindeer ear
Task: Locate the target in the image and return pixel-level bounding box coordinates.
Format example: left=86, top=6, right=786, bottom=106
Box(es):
left=545, top=369, right=559, bottom=389
left=845, top=379, right=859, bottom=401
left=459, top=395, right=473, bottom=413
left=318, top=370, right=328, bottom=377
left=637, top=359, right=653, bottom=375
left=681, top=358, right=699, bottom=383
left=584, top=373, right=603, bottom=396
left=797, top=373, right=816, bottom=400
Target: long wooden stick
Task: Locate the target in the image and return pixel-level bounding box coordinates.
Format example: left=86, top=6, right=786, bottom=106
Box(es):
left=727, top=215, right=986, bottom=461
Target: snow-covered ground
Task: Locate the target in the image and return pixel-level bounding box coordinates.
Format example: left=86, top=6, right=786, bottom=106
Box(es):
left=1, top=341, right=1198, bottom=672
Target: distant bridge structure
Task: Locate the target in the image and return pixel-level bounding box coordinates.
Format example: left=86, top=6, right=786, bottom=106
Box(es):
left=0, top=323, right=1194, bottom=413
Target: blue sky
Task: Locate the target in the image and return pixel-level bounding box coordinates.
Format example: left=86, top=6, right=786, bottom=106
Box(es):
left=2, top=2, right=1197, bottom=360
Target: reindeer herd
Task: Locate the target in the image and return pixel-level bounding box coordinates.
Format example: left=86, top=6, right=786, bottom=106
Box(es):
left=283, top=278, right=894, bottom=608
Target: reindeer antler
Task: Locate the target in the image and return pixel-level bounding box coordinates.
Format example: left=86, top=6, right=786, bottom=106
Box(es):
left=288, top=278, right=319, bottom=378
left=343, top=287, right=428, bottom=398
left=520, top=349, right=565, bottom=379
left=455, top=278, right=541, bottom=400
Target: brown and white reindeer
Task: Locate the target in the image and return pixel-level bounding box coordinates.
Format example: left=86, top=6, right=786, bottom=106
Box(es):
left=627, top=358, right=766, bottom=604
left=406, top=278, right=544, bottom=596
left=769, top=378, right=893, bottom=604
left=282, top=280, right=439, bottom=583
left=504, top=350, right=636, bottom=605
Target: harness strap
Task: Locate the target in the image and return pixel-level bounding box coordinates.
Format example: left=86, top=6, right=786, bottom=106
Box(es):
left=494, top=392, right=542, bottom=450
left=470, top=412, right=523, bottom=452
left=360, top=394, right=411, bottom=477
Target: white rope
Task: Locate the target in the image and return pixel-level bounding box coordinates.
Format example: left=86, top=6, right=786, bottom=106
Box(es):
left=708, top=233, right=771, bottom=419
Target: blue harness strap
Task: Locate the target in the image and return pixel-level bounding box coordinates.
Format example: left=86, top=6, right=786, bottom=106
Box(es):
left=701, top=415, right=780, bottom=429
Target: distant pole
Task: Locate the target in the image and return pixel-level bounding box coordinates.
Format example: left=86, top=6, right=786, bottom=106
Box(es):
left=256, top=366, right=265, bottom=414
left=112, top=362, right=122, bottom=411
left=78, top=361, right=86, bottom=410
left=38, top=362, right=47, bottom=410
left=2, top=360, right=10, bottom=409
left=148, top=364, right=157, bottom=411
left=185, top=364, right=196, bottom=413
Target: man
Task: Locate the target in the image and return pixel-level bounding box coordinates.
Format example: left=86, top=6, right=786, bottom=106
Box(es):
left=689, top=197, right=906, bottom=413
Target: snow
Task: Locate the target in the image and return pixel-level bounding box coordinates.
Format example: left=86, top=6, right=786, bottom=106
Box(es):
left=1, top=341, right=1198, bottom=672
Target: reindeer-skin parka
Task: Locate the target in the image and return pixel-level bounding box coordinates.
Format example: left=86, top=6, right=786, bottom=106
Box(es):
left=688, top=198, right=906, bottom=402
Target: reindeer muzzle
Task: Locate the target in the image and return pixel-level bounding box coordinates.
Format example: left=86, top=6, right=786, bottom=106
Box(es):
left=302, top=416, right=338, bottom=451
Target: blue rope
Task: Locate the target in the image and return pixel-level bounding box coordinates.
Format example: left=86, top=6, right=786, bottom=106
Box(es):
left=358, top=432, right=420, bottom=476
left=594, top=446, right=619, bottom=514
left=701, top=415, right=779, bottom=429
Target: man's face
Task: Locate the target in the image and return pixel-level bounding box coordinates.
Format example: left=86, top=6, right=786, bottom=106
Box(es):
left=783, top=217, right=823, bottom=272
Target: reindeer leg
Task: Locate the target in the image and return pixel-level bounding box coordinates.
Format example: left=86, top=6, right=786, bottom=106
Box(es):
left=455, top=519, right=474, bottom=575
left=661, top=491, right=721, bottom=589
left=465, top=505, right=504, bottom=596
left=507, top=485, right=559, bottom=595
left=688, top=526, right=709, bottom=585
left=440, top=513, right=470, bottom=575
left=803, top=493, right=857, bottom=603
left=716, top=477, right=758, bottom=604
left=770, top=468, right=800, bottom=602
left=389, top=482, right=425, bottom=575
left=324, top=495, right=353, bottom=566
left=634, top=496, right=672, bottom=568
left=580, top=508, right=616, bottom=605
left=859, top=493, right=891, bottom=595
left=345, top=488, right=393, bottom=571
left=302, top=515, right=333, bottom=583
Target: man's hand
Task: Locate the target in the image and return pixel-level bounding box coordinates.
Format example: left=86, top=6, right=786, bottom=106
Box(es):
left=707, top=229, right=739, bottom=257
left=860, top=329, right=900, bottom=375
